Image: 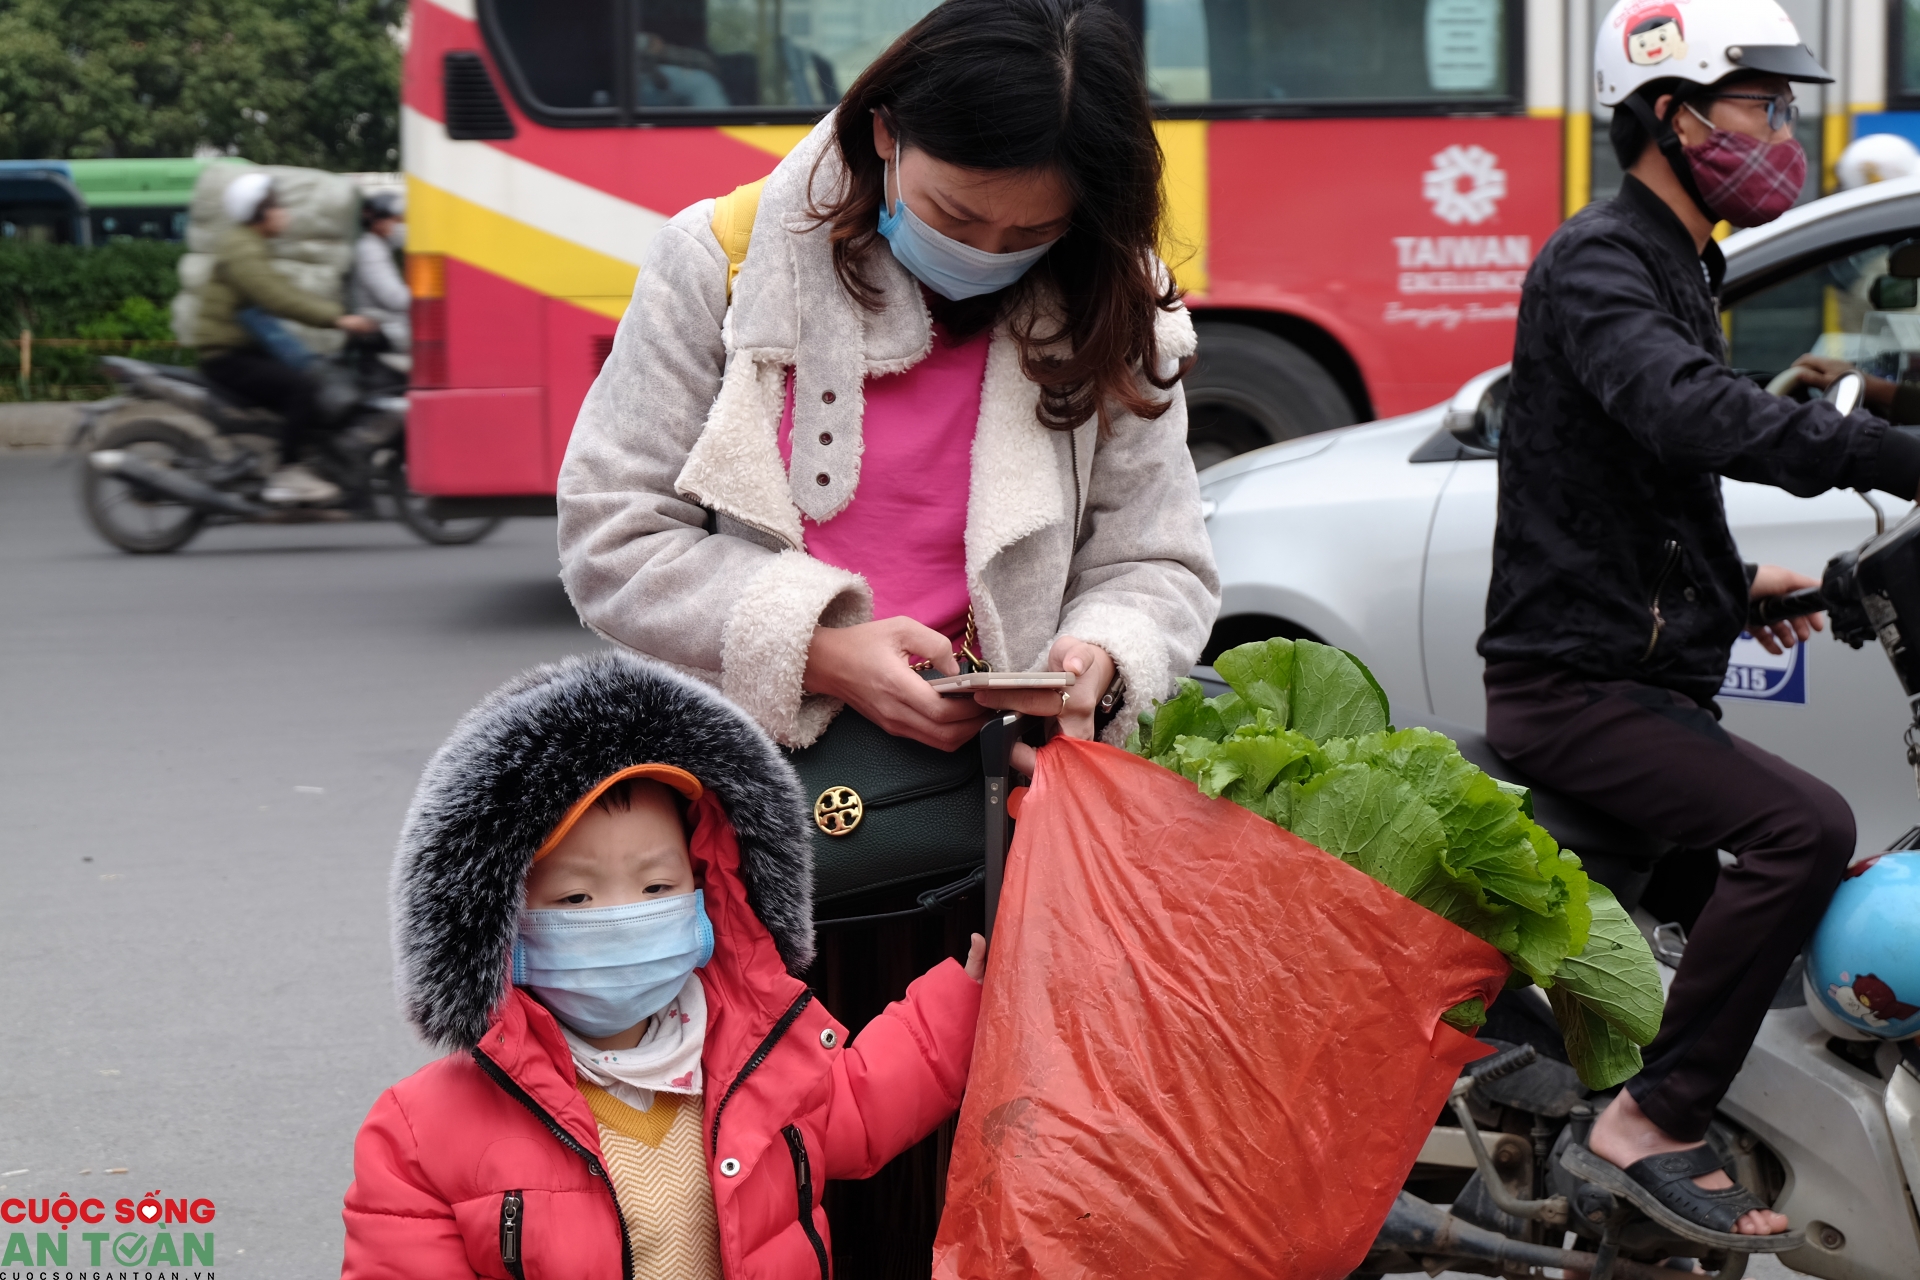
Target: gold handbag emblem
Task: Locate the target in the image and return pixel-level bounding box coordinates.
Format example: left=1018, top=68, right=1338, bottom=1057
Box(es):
left=813, top=786, right=864, bottom=837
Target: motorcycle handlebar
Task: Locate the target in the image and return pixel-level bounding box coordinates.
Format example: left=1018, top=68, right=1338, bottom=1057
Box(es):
left=1748, top=587, right=1829, bottom=628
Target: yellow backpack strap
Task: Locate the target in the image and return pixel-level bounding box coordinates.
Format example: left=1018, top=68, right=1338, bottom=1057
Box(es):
left=709, top=177, right=767, bottom=304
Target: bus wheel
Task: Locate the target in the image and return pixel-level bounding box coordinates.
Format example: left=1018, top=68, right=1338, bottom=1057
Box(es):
left=1184, top=323, right=1355, bottom=470
left=385, top=457, right=504, bottom=547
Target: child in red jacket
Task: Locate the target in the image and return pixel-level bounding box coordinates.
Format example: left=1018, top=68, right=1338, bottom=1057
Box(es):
left=342, top=652, right=984, bottom=1279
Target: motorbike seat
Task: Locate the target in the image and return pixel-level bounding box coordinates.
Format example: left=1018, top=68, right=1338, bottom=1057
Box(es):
left=1401, top=714, right=1676, bottom=896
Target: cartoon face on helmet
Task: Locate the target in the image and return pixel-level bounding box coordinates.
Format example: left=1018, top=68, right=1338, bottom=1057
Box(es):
left=1626, top=11, right=1687, bottom=66
left=1594, top=0, right=1831, bottom=107
left=1805, top=852, right=1920, bottom=1041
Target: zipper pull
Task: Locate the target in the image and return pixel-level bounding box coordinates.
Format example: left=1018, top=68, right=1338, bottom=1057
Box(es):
left=500, top=1189, right=525, bottom=1277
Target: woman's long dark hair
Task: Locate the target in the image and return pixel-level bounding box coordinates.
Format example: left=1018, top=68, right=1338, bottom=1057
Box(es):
left=812, top=0, right=1185, bottom=432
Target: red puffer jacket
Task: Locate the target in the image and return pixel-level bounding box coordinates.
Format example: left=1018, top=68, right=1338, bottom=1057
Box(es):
left=341, top=654, right=983, bottom=1279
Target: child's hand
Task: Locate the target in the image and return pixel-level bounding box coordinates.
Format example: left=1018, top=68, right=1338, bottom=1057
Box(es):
left=964, top=933, right=987, bottom=983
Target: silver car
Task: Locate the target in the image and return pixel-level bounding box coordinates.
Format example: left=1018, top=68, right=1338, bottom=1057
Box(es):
left=1199, top=176, right=1920, bottom=852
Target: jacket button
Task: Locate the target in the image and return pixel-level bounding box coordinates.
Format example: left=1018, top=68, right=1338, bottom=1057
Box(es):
left=820, top=1028, right=838, bottom=1048
left=821, top=390, right=836, bottom=404
left=816, top=473, right=830, bottom=486
left=1684, top=587, right=1697, bottom=602
left=819, top=432, right=832, bottom=446
left=719, top=1157, right=742, bottom=1177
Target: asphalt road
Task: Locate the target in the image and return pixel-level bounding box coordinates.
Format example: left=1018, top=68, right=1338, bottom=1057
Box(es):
left=0, top=451, right=602, bottom=1274
left=0, top=449, right=1804, bottom=1279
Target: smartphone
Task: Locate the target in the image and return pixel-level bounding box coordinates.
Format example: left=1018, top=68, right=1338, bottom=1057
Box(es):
left=925, top=671, right=1076, bottom=695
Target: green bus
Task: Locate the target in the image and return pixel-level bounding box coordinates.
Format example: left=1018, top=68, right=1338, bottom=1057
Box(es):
left=66, top=158, right=245, bottom=242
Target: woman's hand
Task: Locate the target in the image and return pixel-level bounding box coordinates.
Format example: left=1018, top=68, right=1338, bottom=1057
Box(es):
left=1790, top=354, right=1896, bottom=413
left=803, top=617, right=990, bottom=751
left=1748, top=563, right=1825, bottom=654
left=973, top=635, right=1116, bottom=775
left=335, top=313, right=380, bottom=335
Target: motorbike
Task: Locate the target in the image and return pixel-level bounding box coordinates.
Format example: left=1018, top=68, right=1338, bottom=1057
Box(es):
left=1354, top=373, right=1920, bottom=1280
left=71, top=342, right=502, bottom=554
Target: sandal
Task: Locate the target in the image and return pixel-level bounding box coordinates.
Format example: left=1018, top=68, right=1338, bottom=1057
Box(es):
left=1561, top=1142, right=1804, bottom=1253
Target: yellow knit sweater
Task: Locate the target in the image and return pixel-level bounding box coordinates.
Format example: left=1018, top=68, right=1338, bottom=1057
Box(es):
left=577, top=1081, right=723, bottom=1280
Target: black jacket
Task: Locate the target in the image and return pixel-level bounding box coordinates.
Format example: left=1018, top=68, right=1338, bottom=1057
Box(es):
left=1480, top=176, right=1920, bottom=705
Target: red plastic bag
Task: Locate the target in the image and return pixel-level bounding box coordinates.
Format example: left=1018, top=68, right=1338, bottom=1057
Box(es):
left=933, top=738, right=1506, bottom=1280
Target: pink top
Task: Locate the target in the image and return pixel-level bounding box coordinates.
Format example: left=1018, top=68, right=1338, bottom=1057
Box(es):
left=779, top=322, right=990, bottom=646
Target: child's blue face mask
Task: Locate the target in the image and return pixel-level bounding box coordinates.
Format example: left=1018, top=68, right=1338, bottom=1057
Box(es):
left=513, top=889, right=714, bottom=1038
left=876, top=138, right=1059, bottom=301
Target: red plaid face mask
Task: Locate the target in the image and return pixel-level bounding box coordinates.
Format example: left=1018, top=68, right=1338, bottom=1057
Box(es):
left=1682, top=109, right=1807, bottom=228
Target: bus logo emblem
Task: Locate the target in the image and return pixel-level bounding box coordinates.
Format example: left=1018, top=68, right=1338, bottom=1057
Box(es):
left=1423, top=145, right=1507, bottom=226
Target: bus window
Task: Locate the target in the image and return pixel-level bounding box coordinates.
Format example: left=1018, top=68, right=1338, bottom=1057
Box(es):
left=490, top=0, right=622, bottom=115
left=485, top=0, right=941, bottom=118
left=1147, top=0, right=1512, bottom=105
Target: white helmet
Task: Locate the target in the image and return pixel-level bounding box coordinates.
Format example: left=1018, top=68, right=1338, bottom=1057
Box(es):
left=1837, top=134, right=1920, bottom=190
left=221, top=172, right=274, bottom=225
left=1594, top=0, right=1830, bottom=107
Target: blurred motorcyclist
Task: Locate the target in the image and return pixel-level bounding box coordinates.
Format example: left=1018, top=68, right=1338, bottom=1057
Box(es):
left=194, top=173, right=378, bottom=506
left=351, top=190, right=410, bottom=352
left=1483, top=0, right=1920, bottom=1240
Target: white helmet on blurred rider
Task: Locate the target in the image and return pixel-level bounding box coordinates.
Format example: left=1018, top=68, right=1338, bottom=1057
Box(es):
left=1594, top=0, right=1829, bottom=106
left=1836, top=134, right=1920, bottom=190
left=222, top=172, right=274, bottom=225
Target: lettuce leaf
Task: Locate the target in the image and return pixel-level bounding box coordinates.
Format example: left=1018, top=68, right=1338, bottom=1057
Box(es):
left=1288, top=641, right=1390, bottom=739
left=1549, top=982, right=1646, bottom=1090
left=1551, top=886, right=1664, bottom=1045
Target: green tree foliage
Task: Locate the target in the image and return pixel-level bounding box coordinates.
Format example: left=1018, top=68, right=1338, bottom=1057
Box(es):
left=0, top=0, right=404, bottom=170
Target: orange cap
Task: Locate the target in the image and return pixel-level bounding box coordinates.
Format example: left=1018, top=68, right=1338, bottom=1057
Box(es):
left=533, top=763, right=704, bottom=863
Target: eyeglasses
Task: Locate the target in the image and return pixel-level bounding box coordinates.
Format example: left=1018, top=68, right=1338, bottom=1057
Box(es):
left=1706, top=92, right=1800, bottom=133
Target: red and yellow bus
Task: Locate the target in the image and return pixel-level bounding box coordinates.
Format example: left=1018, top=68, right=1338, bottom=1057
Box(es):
left=403, top=0, right=1879, bottom=502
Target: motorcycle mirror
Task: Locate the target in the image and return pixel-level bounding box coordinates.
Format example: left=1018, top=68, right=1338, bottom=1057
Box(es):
left=1888, top=238, right=1920, bottom=279
left=1870, top=274, right=1919, bottom=311
left=1826, top=371, right=1866, bottom=417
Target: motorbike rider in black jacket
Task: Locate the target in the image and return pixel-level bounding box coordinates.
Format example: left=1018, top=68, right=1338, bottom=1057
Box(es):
left=1482, top=0, right=1920, bottom=1241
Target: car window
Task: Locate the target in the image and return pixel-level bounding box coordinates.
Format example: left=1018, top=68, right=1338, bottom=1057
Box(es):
left=1725, top=236, right=1920, bottom=377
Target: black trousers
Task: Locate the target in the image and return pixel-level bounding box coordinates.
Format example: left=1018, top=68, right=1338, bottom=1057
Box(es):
left=1484, top=661, right=1854, bottom=1141
left=200, top=348, right=323, bottom=461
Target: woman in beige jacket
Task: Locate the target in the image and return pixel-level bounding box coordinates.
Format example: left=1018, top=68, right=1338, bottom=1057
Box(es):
left=557, top=0, right=1217, bottom=765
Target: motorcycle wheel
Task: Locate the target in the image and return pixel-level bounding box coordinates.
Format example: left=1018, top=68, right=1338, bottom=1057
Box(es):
left=385, top=456, right=504, bottom=547
left=80, top=419, right=210, bottom=554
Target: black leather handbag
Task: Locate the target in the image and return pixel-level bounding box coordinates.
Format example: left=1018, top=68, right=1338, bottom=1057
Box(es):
left=787, top=707, right=994, bottom=904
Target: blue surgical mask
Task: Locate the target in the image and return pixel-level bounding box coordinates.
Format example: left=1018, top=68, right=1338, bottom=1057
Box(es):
left=875, top=139, right=1059, bottom=301
left=513, top=889, right=715, bottom=1038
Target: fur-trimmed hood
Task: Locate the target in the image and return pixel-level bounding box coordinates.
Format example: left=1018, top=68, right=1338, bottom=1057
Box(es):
left=391, top=651, right=814, bottom=1050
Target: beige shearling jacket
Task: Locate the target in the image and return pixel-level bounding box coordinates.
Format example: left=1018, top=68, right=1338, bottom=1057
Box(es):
left=556, top=116, right=1219, bottom=748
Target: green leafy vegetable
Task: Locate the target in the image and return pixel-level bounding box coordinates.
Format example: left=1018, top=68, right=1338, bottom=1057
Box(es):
left=1550, top=886, right=1664, bottom=1045
left=1549, top=983, right=1645, bottom=1090
left=1135, top=638, right=1661, bottom=1090
left=1442, top=998, right=1488, bottom=1031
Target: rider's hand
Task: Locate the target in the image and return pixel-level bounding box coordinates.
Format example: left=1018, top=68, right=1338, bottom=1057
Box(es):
left=973, top=636, right=1116, bottom=776
left=1791, top=354, right=1896, bottom=413
left=335, top=314, right=379, bottom=335
left=1748, top=563, right=1825, bottom=654
left=803, top=617, right=990, bottom=752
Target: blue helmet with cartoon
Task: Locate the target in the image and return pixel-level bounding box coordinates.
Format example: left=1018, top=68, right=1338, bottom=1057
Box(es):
left=1804, top=851, right=1920, bottom=1041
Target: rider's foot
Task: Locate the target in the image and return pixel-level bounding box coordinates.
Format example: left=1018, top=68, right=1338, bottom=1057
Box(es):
left=263, top=463, right=341, bottom=506
left=1589, top=1090, right=1790, bottom=1235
